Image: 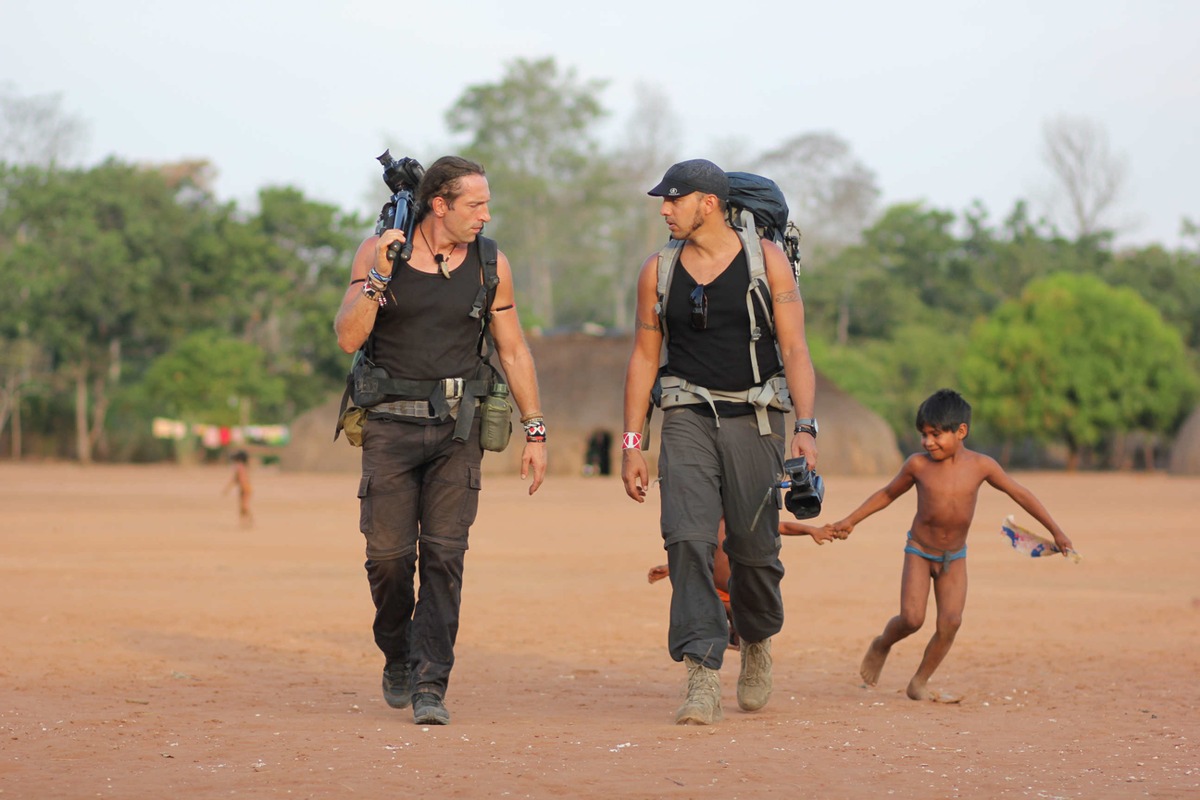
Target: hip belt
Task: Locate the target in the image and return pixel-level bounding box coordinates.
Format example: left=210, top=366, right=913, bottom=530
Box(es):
left=370, top=397, right=478, bottom=419
left=361, top=373, right=492, bottom=442
left=371, top=399, right=446, bottom=419
left=655, top=373, right=792, bottom=435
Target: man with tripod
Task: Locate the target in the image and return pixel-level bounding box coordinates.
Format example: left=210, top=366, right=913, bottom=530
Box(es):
left=335, top=155, right=547, bottom=725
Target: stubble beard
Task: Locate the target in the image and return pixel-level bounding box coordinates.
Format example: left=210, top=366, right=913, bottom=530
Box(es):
left=672, top=209, right=705, bottom=240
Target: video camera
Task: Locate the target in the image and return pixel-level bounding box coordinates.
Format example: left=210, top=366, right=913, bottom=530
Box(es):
left=777, top=456, right=824, bottom=520
left=375, top=150, right=425, bottom=265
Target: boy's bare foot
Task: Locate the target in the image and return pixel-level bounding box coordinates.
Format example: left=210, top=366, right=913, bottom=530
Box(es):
left=859, top=636, right=889, bottom=686
left=906, top=678, right=962, bottom=703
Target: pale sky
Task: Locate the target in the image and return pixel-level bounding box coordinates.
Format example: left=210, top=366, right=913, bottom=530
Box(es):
left=3, top=0, right=1197, bottom=248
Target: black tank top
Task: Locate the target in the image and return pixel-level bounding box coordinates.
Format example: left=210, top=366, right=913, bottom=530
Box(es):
left=664, top=247, right=781, bottom=413
left=368, top=239, right=487, bottom=384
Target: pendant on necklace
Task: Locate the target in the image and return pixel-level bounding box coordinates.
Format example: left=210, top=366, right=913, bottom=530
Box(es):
left=436, top=254, right=451, bottom=279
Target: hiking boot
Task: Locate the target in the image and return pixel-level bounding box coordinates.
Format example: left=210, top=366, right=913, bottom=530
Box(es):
left=412, top=692, right=451, bottom=725
left=381, top=662, right=412, bottom=709
left=675, top=656, right=723, bottom=725
left=737, top=638, right=773, bottom=711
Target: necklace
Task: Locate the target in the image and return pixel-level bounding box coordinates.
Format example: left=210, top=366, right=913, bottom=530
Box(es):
left=419, top=224, right=455, bottom=279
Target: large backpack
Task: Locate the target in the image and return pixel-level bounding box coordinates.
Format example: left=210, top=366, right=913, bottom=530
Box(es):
left=725, top=172, right=802, bottom=281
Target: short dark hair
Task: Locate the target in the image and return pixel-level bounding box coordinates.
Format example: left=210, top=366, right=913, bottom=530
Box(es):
left=417, top=156, right=486, bottom=212
left=915, top=388, right=971, bottom=433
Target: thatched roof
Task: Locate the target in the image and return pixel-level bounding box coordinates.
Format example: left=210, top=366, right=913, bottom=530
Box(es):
left=280, top=332, right=902, bottom=477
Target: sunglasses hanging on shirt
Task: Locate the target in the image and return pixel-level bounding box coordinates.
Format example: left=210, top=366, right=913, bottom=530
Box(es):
left=690, top=283, right=707, bottom=331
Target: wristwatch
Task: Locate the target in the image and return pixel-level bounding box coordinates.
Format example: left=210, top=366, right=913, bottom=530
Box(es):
left=794, top=417, right=819, bottom=437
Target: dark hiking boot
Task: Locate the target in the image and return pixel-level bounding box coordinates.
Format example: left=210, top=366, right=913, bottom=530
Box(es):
left=382, top=662, right=412, bottom=709
left=412, top=692, right=451, bottom=725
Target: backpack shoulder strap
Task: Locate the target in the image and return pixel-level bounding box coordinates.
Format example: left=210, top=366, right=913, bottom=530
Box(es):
left=732, top=209, right=778, bottom=384
left=655, top=239, right=684, bottom=368
left=479, top=234, right=500, bottom=296
left=471, top=235, right=501, bottom=359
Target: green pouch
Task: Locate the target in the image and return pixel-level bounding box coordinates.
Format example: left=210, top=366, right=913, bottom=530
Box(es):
left=478, top=384, right=512, bottom=452
left=339, top=406, right=367, bottom=447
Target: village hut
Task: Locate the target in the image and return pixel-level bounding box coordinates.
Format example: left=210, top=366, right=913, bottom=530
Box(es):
left=280, top=332, right=902, bottom=477
left=1168, top=406, right=1200, bottom=475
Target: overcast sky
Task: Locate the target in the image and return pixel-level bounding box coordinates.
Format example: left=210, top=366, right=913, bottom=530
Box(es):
left=3, top=0, right=1196, bottom=248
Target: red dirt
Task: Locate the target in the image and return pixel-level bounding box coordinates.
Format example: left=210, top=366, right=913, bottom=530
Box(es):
left=2, top=464, right=1197, bottom=798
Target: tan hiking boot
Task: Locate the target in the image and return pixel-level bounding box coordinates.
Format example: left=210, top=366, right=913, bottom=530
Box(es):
left=675, top=656, right=723, bottom=725
left=737, top=638, right=773, bottom=711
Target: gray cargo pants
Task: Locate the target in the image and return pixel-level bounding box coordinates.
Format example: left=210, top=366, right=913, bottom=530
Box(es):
left=659, top=406, right=787, bottom=670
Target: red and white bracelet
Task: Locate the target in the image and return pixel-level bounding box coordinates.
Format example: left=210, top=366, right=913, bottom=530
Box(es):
left=523, top=417, right=546, bottom=443
left=622, top=431, right=642, bottom=450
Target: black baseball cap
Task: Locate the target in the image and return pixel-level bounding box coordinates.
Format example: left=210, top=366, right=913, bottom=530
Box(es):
left=647, top=159, right=728, bottom=200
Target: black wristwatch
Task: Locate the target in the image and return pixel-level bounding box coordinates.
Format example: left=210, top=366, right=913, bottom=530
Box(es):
left=794, top=418, right=819, bottom=437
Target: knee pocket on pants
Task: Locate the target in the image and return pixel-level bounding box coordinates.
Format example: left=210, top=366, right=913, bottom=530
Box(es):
left=358, top=471, right=421, bottom=559
left=456, top=466, right=482, bottom=526
left=358, top=470, right=418, bottom=534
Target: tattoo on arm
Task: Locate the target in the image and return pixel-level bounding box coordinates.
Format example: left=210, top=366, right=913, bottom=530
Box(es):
left=636, top=318, right=661, bottom=332
left=774, top=289, right=800, bottom=304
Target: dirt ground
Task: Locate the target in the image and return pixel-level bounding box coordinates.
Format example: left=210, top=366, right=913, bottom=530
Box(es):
left=1, top=463, right=1197, bottom=799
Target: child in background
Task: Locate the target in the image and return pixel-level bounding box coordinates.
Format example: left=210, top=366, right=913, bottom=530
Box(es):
left=223, top=450, right=253, bottom=527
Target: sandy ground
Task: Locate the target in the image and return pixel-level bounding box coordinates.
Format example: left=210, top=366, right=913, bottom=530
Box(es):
left=1, top=462, right=1197, bottom=799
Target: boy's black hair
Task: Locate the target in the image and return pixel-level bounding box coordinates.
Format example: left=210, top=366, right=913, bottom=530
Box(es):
left=915, top=388, right=972, bottom=434
left=232, top=450, right=249, bottom=463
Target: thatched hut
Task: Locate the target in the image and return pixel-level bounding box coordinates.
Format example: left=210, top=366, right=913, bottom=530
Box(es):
left=1168, top=406, right=1200, bottom=475
left=280, top=332, right=902, bottom=477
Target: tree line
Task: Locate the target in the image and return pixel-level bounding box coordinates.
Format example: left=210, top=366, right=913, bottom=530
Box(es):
left=1, top=61, right=1197, bottom=467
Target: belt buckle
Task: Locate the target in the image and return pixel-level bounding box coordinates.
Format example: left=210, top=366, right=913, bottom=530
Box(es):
left=442, top=377, right=464, bottom=399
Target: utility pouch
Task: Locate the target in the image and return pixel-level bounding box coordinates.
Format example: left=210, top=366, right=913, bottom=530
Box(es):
left=351, top=357, right=391, bottom=408
left=478, top=382, right=512, bottom=452
left=339, top=405, right=367, bottom=447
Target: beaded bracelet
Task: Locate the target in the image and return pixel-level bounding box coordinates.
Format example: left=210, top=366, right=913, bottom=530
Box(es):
left=362, top=282, right=387, bottom=306
left=368, top=267, right=391, bottom=286
left=621, top=431, right=642, bottom=450
left=523, top=417, right=546, bottom=443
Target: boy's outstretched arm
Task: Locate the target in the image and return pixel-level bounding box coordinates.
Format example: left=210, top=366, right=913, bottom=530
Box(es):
left=831, top=458, right=918, bottom=536
left=985, top=460, right=1074, bottom=555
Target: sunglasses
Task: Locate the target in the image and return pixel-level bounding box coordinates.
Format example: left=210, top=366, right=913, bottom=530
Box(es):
left=689, top=284, right=707, bottom=330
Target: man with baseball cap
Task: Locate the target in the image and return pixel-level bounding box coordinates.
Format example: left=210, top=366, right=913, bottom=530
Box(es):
left=622, top=159, right=819, bottom=725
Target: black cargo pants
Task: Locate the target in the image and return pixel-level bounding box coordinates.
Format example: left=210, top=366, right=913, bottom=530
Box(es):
left=358, top=414, right=483, bottom=699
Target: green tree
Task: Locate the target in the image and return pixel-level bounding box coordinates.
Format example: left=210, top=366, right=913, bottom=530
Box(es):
left=1097, top=242, right=1200, bottom=352
left=811, top=323, right=965, bottom=443
left=960, top=273, right=1198, bottom=469
left=140, top=329, right=285, bottom=427
left=244, top=186, right=365, bottom=416
left=446, top=57, right=615, bottom=328
left=0, top=159, right=194, bottom=461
